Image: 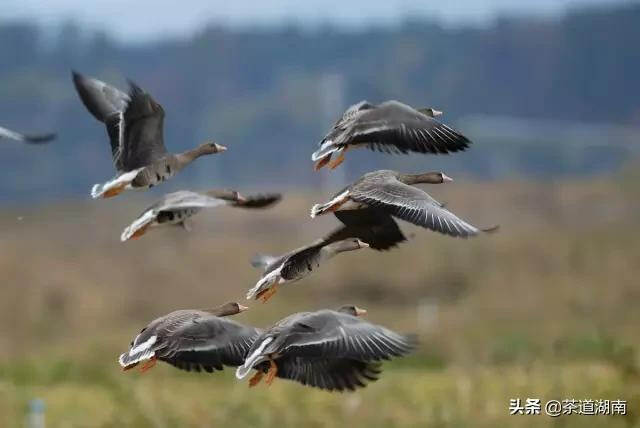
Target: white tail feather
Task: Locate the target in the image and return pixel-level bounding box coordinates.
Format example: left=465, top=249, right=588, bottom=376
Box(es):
left=236, top=337, right=273, bottom=379
left=90, top=183, right=103, bottom=199
left=121, top=209, right=157, bottom=241
left=246, top=268, right=281, bottom=300
left=91, top=169, right=144, bottom=199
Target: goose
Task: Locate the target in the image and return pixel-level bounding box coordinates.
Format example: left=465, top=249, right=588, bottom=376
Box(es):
left=0, top=125, right=55, bottom=144
left=120, top=189, right=281, bottom=241
left=118, top=302, right=261, bottom=373
left=72, top=71, right=227, bottom=199
left=236, top=305, right=415, bottom=391
left=311, top=170, right=497, bottom=238
left=247, top=238, right=369, bottom=303
left=312, top=100, right=469, bottom=170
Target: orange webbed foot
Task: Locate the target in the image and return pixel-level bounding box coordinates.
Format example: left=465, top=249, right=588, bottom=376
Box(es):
left=328, top=152, right=346, bottom=169
left=129, top=224, right=150, bottom=240
left=103, top=183, right=126, bottom=198
left=265, top=360, right=278, bottom=385
left=314, top=155, right=332, bottom=171
left=257, top=284, right=278, bottom=303
left=248, top=371, right=264, bottom=387
left=139, top=357, right=157, bottom=373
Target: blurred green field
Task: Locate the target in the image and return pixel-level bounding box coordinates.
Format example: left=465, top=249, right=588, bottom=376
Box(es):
left=1, top=169, right=639, bottom=427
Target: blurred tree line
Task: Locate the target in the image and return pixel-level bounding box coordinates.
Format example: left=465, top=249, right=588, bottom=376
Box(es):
left=0, top=3, right=638, bottom=201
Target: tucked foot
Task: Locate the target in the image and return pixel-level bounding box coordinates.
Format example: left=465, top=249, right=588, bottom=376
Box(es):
left=328, top=150, right=346, bottom=169
left=139, top=357, right=157, bottom=373
left=257, top=284, right=278, bottom=303
left=314, top=155, right=332, bottom=171
left=129, top=223, right=151, bottom=240
left=265, top=360, right=278, bottom=385
left=248, top=371, right=264, bottom=387
left=102, top=183, right=127, bottom=198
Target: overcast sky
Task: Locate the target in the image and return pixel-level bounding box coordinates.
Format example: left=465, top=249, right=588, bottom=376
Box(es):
left=2, top=0, right=627, bottom=41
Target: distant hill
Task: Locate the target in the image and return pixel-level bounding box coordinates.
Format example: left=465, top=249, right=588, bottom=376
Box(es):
left=0, top=3, right=638, bottom=201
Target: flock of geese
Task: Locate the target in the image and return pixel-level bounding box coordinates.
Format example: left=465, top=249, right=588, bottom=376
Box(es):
left=5, top=71, right=497, bottom=391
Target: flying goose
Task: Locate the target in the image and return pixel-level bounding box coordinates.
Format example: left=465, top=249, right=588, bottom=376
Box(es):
left=72, top=71, right=227, bottom=199
left=247, top=238, right=369, bottom=303
left=236, top=305, right=415, bottom=391
left=311, top=170, right=497, bottom=238
left=312, top=100, right=469, bottom=170
left=118, top=302, right=261, bottom=373
left=120, top=189, right=281, bottom=241
left=0, top=125, right=55, bottom=144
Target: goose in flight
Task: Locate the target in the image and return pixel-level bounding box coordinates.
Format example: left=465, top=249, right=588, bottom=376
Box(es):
left=0, top=125, right=55, bottom=144
left=312, top=100, right=469, bottom=170
left=236, top=305, right=415, bottom=391
left=120, top=189, right=281, bottom=241
left=311, top=170, right=497, bottom=238
left=118, top=302, right=261, bottom=373
left=247, top=238, right=369, bottom=303
left=72, top=71, right=227, bottom=199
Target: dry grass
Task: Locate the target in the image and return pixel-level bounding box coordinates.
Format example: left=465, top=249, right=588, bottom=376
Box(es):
left=1, top=174, right=639, bottom=426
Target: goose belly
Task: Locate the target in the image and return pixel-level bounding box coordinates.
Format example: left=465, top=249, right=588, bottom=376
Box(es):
left=131, top=165, right=177, bottom=189
left=282, top=250, right=324, bottom=281
left=156, top=208, right=200, bottom=225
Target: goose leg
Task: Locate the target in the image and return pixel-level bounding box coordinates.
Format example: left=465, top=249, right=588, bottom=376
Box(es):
left=129, top=223, right=151, bottom=240
left=328, top=147, right=348, bottom=169
left=265, top=359, right=278, bottom=385
left=314, top=154, right=333, bottom=171
left=248, top=371, right=264, bottom=387
left=258, top=284, right=278, bottom=303
left=139, top=357, right=157, bottom=373
left=102, top=183, right=127, bottom=198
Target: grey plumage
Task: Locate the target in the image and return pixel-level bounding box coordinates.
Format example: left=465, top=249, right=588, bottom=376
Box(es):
left=119, top=303, right=260, bottom=373
left=121, top=189, right=281, bottom=241
left=72, top=71, right=226, bottom=198
left=246, top=238, right=368, bottom=301
left=312, top=170, right=497, bottom=238
left=312, top=100, right=470, bottom=168
left=236, top=308, right=415, bottom=391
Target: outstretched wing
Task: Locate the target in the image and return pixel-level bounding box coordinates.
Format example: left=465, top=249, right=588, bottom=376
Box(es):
left=343, top=101, right=470, bottom=155
left=279, top=310, right=415, bottom=362
left=272, top=357, right=382, bottom=391
left=349, top=175, right=488, bottom=238
left=72, top=71, right=129, bottom=163
left=119, top=82, right=167, bottom=170
left=160, top=316, right=262, bottom=371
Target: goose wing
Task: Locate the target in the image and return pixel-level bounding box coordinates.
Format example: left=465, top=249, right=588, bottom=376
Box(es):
left=72, top=72, right=130, bottom=163
left=160, top=314, right=262, bottom=371
left=339, top=100, right=470, bottom=155
left=274, top=310, right=415, bottom=362
left=118, top=82, right=167, bottom=170
left=349, top=175, right=487, bottom=238
left=271, top=357, right=382, bottom=391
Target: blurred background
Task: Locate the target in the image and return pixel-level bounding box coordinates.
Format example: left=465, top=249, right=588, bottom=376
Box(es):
left=1, top=0, right=639, bottom=426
